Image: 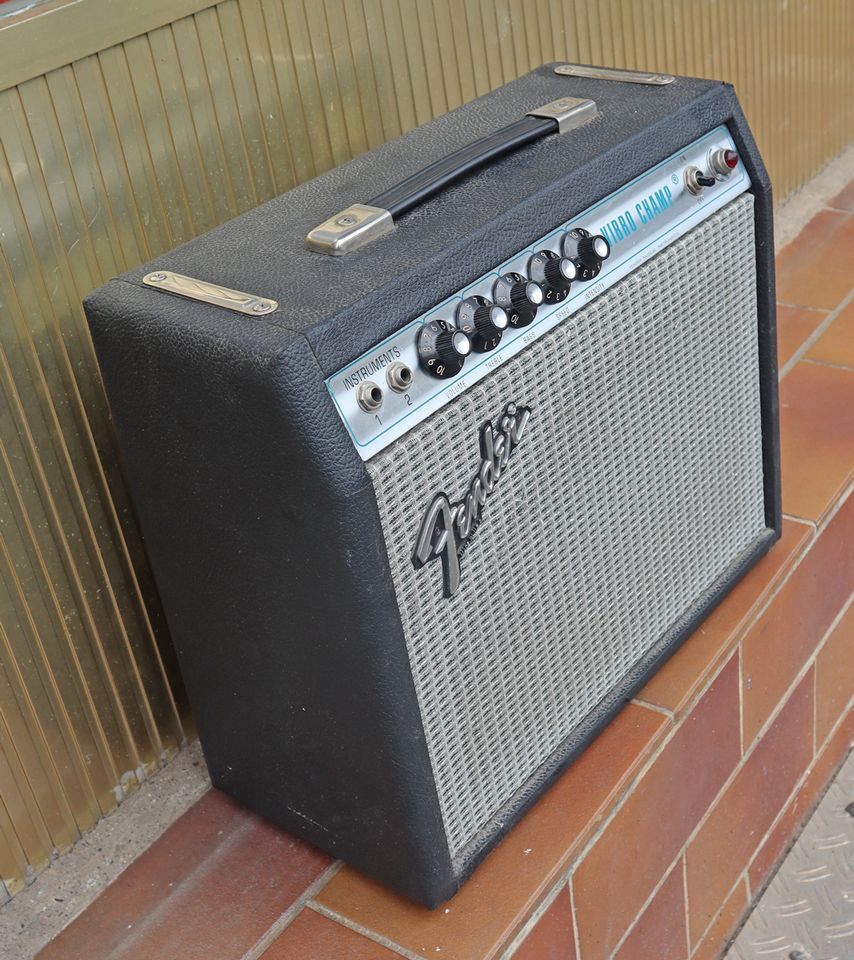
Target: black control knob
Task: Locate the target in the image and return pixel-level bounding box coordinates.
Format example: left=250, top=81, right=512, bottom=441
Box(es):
left=527, top=249, right=576, bottom=304
left=562, top=228, right=611, bottom=281
left=456, top=296, right=509, bottom=352
left=417, top=319, right=472, bottom=379
left=492, top=272, right=544, bottom=328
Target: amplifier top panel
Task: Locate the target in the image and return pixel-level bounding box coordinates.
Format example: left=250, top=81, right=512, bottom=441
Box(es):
left=98, top=64, right=763, bottom=381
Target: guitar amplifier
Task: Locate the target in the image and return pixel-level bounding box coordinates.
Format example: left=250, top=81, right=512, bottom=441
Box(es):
left=85, top=62, right=780, bottom=908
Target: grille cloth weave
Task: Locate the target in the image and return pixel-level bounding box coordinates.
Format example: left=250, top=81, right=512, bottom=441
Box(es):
left=367, top=194, right=766, bottom=859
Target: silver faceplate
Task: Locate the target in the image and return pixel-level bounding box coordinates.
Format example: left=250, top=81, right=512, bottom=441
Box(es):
left=327, top=126, right=751, bottom=460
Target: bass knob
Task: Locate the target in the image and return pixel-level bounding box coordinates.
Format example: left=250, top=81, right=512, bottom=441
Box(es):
left=492, top=272, right=544, bottom=328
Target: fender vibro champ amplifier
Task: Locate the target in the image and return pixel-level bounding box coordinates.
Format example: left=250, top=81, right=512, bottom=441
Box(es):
left=85, top=63, right=780, bottom=907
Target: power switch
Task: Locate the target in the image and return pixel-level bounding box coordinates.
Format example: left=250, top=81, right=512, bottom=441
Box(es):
left=684, top=165, right=717, bottom=195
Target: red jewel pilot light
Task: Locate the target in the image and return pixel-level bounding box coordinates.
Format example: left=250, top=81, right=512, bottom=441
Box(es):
left=723, top=149, right=739, bottom=169
left=710, top=147, right=740, bottom=177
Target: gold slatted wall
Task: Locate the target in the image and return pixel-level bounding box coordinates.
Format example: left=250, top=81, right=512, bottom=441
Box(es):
left=0, top=0, right=852, bottom=898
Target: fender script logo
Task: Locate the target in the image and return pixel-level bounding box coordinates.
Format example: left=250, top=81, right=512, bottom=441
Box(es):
left=411, top=403, right=531, bottom=598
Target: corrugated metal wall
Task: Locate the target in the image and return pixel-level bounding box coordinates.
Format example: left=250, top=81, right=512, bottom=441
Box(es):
left=0, top=0, right=852, bottom=899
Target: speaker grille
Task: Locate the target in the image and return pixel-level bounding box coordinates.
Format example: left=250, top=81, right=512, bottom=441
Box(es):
left=367, top=194, right=766, bottom=859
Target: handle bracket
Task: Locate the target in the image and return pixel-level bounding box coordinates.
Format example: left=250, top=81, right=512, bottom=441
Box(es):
left=525, top=96, right=598, bottom=133
left=305, top=204, right=394, bottom=257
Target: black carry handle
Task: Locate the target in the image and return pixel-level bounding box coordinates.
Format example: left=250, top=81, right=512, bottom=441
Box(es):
left=371, top=115, right=561, bottom=218
left=305, top=96, right=597, bottom=256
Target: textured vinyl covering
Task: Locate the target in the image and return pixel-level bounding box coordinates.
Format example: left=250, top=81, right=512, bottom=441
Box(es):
left=368, top=194, right=766, bottom=859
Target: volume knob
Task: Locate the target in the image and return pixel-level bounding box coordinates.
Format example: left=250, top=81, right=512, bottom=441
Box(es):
left=456, top=296, right=509, bottom=352
left=528, top=249, right=576, bottom=304
left=417, top=319, right=472, bottom=379
left=493, top=272, right=544, bottom=328
left=562, top=228, right=611, bottom=281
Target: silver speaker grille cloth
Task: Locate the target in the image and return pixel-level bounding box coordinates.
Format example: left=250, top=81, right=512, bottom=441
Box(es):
left=367, top=194, right=766, bottom=858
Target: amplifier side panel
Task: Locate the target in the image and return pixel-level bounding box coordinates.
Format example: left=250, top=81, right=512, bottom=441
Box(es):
left=728, top=101, right=781, bottom=537
left=83, top=291, right=455, bottom=906
left=367, top=194, right=770, bottom=866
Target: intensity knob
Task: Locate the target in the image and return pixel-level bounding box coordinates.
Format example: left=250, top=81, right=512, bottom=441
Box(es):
left=492, top=272, right=544, bottom=328
left=417, top=319, right=472, bottom=379
left=562, top=228, right=611, bottom=281
left=527, top=249, right=576, bottom=304
left=456, top=296, right=509, bottom=352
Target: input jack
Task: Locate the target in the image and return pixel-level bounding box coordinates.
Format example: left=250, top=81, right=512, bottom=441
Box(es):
left=386, top=362, right=413, bottom=393
left=357, top=381, right=384, bottom=412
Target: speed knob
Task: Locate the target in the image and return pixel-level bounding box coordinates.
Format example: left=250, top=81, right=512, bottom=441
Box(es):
left=456, top=296, right=508, bottom=352
left=492, top=272, right=544, bottom=328
left=417, top=319, right=472, bottom=379
left=562, top=228, right=611, bottom=281
left=527, top=249, right=576, bottom=304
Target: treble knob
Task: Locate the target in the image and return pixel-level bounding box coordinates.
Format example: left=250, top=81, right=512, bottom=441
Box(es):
left=528, top=249, right=576, bottom=304
left=417, top=318, right=472, bottom=379
left=492, top=272, right=544, bottom=328
left=456, top=296, right=509, bottom=352
left=562, top=228, right=611, bottom=281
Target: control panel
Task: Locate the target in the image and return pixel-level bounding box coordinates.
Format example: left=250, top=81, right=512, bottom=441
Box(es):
left=327, top=125, right=750, bottom=461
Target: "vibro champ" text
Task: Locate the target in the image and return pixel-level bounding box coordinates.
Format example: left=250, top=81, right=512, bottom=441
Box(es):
left=597, top=184, right=673, bottom=249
